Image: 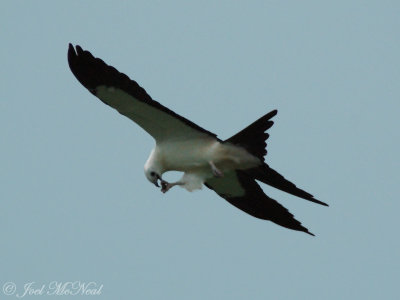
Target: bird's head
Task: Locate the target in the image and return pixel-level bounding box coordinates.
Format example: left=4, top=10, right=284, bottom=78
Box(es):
left=144, top=166, right=163, bottom=187
left=144, top=149, right=165, bottom=188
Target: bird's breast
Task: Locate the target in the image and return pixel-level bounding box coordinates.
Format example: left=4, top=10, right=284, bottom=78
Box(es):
left=156, top=138, right=220, bottom=171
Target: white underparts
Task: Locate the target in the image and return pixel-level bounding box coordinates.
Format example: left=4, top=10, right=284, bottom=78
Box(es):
left=145, top=138, right=261, bottom=193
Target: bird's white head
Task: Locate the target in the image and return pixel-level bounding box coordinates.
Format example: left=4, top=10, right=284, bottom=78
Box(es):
left=144, top=166, right=163, bottom=187
left=144, top=150, right=163, bottom=187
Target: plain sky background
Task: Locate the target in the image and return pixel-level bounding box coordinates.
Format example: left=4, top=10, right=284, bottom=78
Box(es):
left=1, top=1, right=399, bottom=299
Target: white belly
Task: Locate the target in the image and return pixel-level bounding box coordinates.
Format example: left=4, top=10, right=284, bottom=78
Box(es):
left=156, top=138, right=261, bottom=172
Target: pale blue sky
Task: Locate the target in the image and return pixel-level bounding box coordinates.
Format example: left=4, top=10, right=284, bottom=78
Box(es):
left=1, top=1, right=399, bottom=299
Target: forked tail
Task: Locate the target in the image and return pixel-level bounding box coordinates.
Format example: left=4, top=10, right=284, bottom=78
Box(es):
left=225, top=109, right=328, bottom=206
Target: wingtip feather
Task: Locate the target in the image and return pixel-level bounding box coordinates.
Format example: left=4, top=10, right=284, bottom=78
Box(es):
left=306, top=230, right=315, bottom=236
left=312, top=198, right=329, bottom=207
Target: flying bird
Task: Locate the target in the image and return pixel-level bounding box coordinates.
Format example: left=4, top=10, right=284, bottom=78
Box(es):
left=68, top=44, right=327, bottom=236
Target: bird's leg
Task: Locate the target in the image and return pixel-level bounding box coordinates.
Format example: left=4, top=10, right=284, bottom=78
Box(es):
left=160, top=180, right=183, bottom=193
left=209, top=161, right=223, bottom=177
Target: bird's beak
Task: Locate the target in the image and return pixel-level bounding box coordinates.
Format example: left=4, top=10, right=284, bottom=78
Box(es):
left=153, top=175, right=161, bottom=187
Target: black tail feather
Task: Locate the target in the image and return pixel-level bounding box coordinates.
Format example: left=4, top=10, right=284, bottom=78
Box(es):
left=224, top=110, right=327, bottom=207
left=246, top=165, right=328, bottom=206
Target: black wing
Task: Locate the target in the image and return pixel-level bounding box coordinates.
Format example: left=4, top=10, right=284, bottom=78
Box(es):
left=205, top=170, right=315, bottom=236
left=68, top=44, right=218, bottom=143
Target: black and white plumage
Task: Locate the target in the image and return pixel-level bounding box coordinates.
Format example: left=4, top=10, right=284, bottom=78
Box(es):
left=68, top=44, right=328, bottom=236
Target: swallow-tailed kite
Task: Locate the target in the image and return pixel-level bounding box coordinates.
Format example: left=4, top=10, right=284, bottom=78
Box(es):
left=68, top=44, right=327, bottom=236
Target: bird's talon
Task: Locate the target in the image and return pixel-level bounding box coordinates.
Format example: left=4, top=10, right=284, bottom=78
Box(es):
left=209, top=161, right=224, bottom=177
left=160, top=180, right=170, bottom=193
left=212, top=169, right=224, bottom=177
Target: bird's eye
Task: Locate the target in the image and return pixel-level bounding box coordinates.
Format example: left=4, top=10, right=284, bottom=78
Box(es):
left=150, top=171, right=156, bottom=177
